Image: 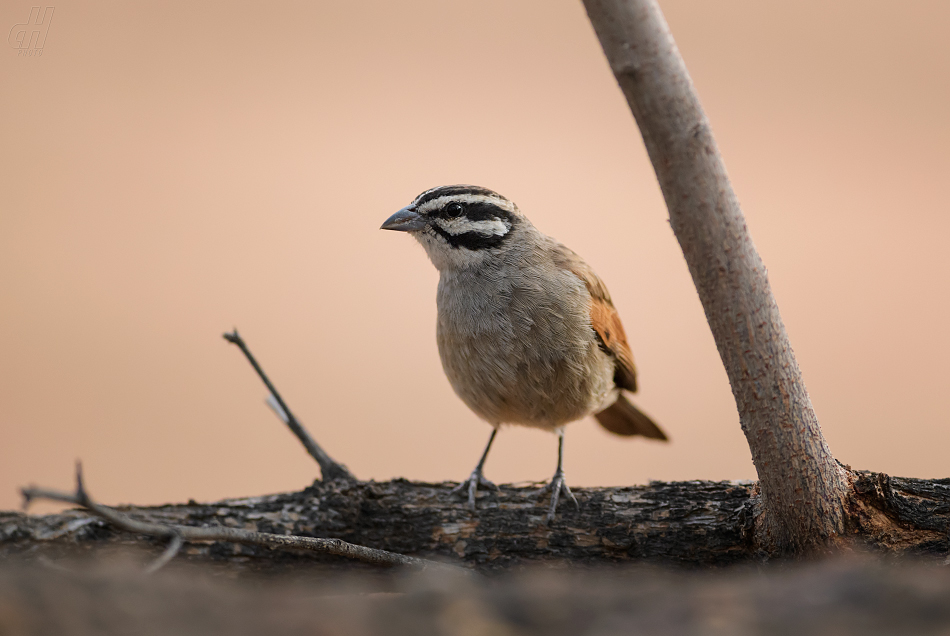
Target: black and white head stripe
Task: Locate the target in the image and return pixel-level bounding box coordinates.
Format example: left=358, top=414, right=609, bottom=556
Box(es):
left=411, top=185, right=518, bottom=251
left=412, top=185, right=509, bottom=208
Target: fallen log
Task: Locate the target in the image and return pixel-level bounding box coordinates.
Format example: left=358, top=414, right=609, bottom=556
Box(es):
left=4, top=472, right=948, bottom=573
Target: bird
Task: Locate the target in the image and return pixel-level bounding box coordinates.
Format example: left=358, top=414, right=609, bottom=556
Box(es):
left=381, top=185, right=667, bottom=521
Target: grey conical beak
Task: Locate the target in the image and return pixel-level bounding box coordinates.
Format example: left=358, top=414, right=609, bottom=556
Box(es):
left=381, top=206, right=426, bottom=232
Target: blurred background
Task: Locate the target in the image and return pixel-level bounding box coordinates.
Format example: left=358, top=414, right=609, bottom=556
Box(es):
left=2, top=1, right=948, bottom=512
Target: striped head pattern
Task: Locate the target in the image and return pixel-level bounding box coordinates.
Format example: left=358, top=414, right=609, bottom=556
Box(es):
left=382, top=185, right=523, bottom=269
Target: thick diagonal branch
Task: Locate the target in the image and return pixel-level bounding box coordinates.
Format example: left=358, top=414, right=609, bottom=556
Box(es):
left=581, top=0, right=848, bottom=552
left=223, top=329, right=353, bottom=481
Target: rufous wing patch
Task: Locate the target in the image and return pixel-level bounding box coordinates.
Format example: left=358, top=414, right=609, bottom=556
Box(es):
left=552, top=242, right=638, bottom=392
left=589, top=296, right=638, bottom=392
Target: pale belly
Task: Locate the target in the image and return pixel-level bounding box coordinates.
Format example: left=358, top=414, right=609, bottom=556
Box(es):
left=436, top=273, right=617, bottom=429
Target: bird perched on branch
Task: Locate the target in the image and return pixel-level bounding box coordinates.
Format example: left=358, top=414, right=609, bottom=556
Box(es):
left=381, top=185, right=667, bottom=521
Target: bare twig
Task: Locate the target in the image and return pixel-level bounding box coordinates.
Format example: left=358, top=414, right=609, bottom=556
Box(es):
left=143, top=533, right=182, bottom=574
left=21, top=464, right=458, bottom=572
left=223, top=329, right=354, bottom=481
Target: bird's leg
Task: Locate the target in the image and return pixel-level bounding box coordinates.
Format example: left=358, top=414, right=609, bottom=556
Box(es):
left=536, top=430, right=579, bottom=523
left=451, top=428, right=499, bottom=510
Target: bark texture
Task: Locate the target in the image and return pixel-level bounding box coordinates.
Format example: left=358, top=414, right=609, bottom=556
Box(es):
left=3, top=475, right=949, bottom=572
left=581, top=0, right=848, bottom=552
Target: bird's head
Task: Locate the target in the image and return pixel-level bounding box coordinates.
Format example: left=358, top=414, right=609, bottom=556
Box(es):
left=381, top=185, right=523, bottom=270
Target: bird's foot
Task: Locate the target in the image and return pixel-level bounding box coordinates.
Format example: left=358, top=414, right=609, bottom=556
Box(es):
left=536, top=469, right=579, bottom=523
left=451, top=468, right=497, bottom=511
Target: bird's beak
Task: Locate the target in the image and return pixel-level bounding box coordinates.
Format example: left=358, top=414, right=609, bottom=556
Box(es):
left=380, top=206, right=426, bottom=232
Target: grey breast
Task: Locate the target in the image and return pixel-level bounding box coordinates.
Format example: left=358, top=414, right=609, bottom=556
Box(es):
left=435, top=238, right=613, bottom=429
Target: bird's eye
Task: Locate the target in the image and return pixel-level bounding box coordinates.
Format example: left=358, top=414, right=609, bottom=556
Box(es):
left=445, top=202, right=464, bottom=218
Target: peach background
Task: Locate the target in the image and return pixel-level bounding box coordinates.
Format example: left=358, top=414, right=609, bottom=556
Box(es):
left=2, top=1, right=948, bottom=513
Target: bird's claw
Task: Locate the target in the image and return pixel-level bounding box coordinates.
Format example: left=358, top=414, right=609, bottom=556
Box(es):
left=536, top=469, right=579, bottom=523
left=451, top=469, right=497, bottom=511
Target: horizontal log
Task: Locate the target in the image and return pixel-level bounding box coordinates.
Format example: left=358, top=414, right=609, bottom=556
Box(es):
left=3, top=473, right=948, bottom=571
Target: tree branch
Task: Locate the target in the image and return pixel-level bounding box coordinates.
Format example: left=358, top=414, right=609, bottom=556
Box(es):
left=581, top=0, right=848, bottom=553
left=19, top=464, right=455, bottom=572
left=223, top=329, right=354, bottom=481
left=8, top=474, right=950, bottom=571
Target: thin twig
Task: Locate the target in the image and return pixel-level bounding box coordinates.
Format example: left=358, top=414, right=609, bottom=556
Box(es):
left=21, top=464, right=459, bottom=572
left=223, top=329, right=353, bottom=481
left=143, top=533, right=183, bottom=574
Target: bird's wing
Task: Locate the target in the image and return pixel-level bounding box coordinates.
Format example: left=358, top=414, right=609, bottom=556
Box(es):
left=552, top=243, right=638, bottom=392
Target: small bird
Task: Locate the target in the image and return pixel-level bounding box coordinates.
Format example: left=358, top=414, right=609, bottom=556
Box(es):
left=381, top=185, right=667, bottom=521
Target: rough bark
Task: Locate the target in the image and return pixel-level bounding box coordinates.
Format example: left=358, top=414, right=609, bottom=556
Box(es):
left=581, top=0, right=848, bottom=552
left=3, top=475, right=949, bottom=572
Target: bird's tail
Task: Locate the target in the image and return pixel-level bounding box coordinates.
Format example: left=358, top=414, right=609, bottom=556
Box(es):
left=594, top=393, right=668, bottom=440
